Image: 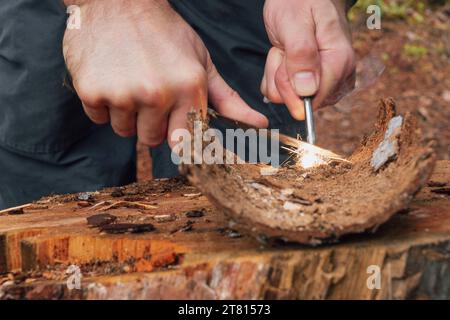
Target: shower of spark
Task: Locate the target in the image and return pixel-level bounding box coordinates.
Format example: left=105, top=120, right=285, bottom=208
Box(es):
left=282, top=140, right=350, bottom=169
left=297, top=145, right=328, bottom=168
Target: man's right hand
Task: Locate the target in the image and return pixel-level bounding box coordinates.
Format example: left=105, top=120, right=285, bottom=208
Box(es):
left=63, top=0, right=268, bottom=147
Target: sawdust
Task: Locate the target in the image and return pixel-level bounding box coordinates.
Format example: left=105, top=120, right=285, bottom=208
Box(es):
left=181, top=98, right=436, bottom=244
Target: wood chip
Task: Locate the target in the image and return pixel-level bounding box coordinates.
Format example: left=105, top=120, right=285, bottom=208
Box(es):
left=185, top=209, right=205, bottom=218
left=183, top=193, right=202, bottom=198
left=87, top=213, right=118, bottom=227
left=153, top=214, right=176, bottom=223
left=0, top=204, right=31, bottom=215
left=93, top=201, right=157, bottom=211
left=100, top=223, right=155, bottom=234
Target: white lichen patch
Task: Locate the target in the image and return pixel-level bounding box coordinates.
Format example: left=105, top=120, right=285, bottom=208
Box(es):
left=371, top=115, right=403, bottom=171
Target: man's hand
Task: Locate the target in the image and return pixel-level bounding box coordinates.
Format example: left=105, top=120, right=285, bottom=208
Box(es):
left=261, top=0, right=356, bottom=120
left=63, top=0, right=268, bottom=147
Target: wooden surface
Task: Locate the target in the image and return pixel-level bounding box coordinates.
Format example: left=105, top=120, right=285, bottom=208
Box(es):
left=0, top=161, right=449, bottom=300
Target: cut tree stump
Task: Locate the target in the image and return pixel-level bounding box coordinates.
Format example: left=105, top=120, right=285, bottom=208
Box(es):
left=0, top=161, right=449, bottom=300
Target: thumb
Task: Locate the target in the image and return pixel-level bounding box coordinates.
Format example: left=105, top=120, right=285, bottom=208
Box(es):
left=282, top=20, right=321, bottom=97
left=207, top=63, right=268, bottom=128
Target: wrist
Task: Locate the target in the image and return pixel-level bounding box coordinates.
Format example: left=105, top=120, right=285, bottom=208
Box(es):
left=63, top=0, right=169, bottom=8
left=63, top=0, right=90, bottom=6
left=62, top=0, right=175, bottom=25
left=331, top=0, right=356, bottom=13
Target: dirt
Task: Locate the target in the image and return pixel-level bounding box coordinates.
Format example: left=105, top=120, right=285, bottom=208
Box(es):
left=182, top=99, right=436, bottom=244
left=316, top=5, right=449, bottom=160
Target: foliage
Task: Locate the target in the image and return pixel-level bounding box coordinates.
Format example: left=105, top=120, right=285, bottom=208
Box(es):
left=403, top=43, right=428, bottom=59
left=348, top=0, right=446, bottom=23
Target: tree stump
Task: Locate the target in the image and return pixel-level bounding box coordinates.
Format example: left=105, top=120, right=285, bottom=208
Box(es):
left=0, top=161, right=449, bottom=300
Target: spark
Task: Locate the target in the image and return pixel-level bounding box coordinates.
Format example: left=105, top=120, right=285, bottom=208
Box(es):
left=298, top=145, right=327, bottom=169
left=282, top=140, right=350, bottom=169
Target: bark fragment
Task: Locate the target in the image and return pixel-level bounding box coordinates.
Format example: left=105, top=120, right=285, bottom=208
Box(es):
left=181, top=98, right=436, bottom=244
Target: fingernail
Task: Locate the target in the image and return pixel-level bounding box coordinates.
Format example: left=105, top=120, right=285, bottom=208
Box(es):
left=293, top=72, right=318, bottom=96
left=263, top=96, right=270, bottom=104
